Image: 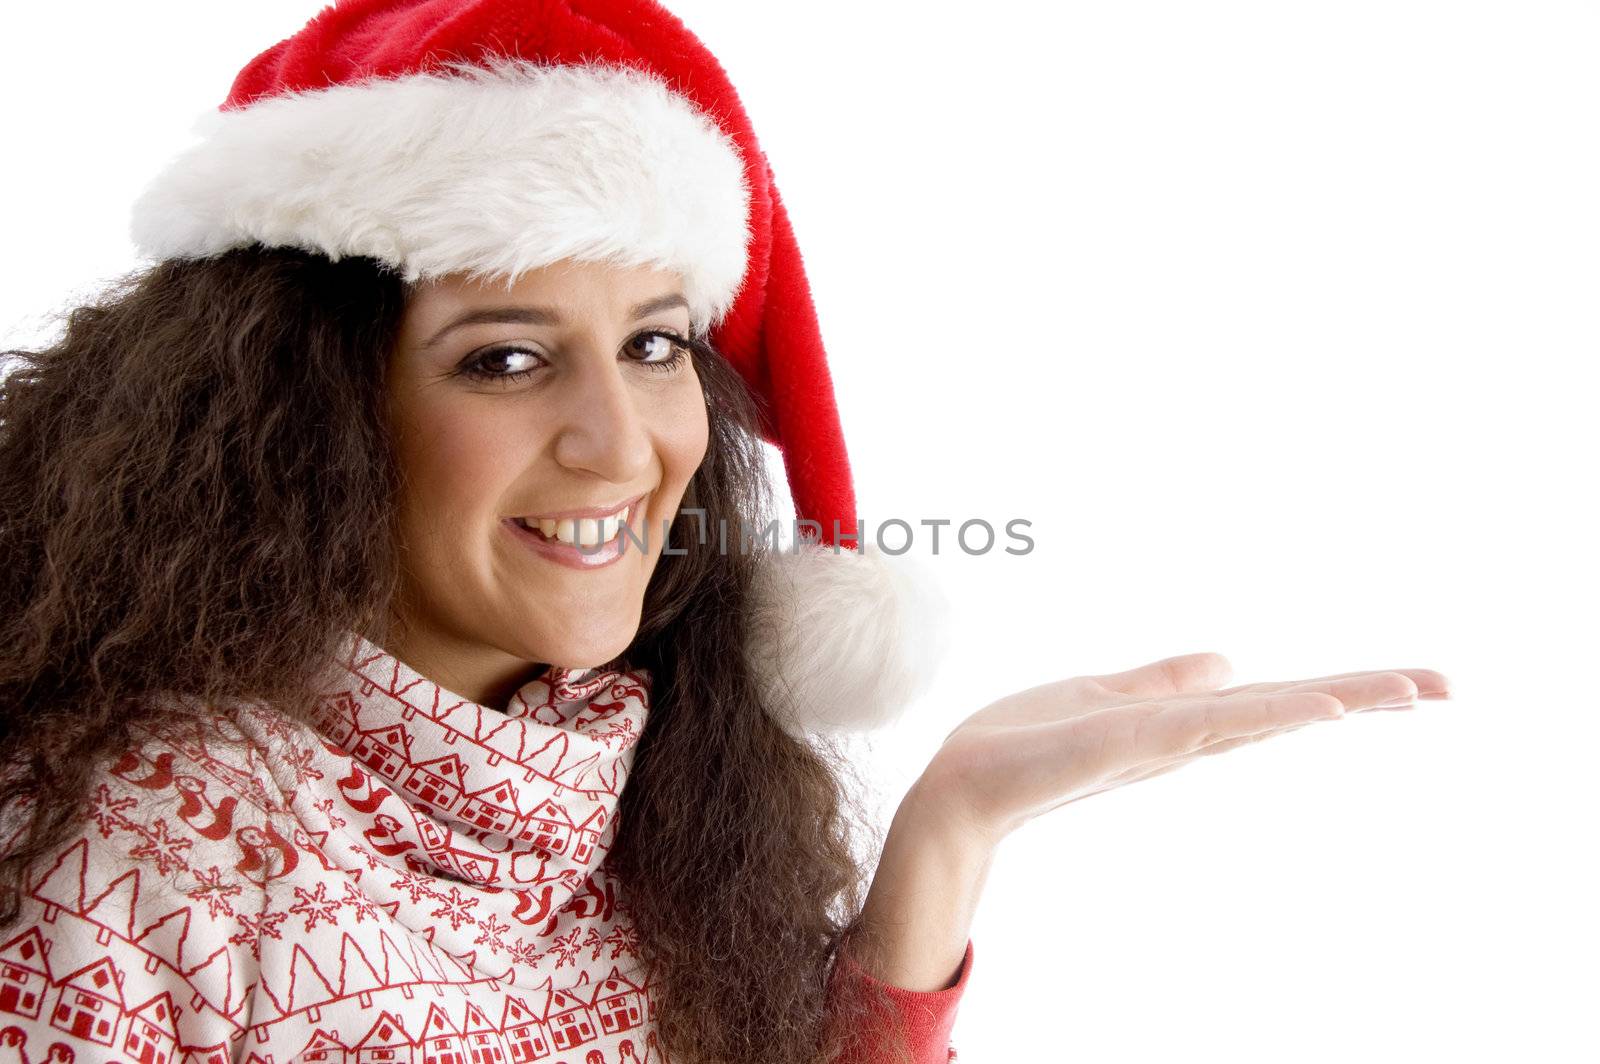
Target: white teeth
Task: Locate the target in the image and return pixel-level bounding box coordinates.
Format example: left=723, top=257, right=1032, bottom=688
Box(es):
left=525, top=510, right=627, bottom=547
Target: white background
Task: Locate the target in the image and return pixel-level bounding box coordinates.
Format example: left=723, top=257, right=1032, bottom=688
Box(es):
left=3, top=2, right=1596, bottom=1061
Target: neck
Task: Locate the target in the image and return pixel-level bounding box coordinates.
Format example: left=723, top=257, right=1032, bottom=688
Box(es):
left=361, top=622, right=549, bottom=710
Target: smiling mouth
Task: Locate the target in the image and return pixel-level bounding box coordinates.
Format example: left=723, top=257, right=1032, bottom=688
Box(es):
left=511, top=496, right=643, bottom=549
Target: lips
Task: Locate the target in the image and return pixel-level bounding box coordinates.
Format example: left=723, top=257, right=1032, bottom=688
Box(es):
left=511, top=494, right=644, bottom=549
left=519, top=493, right=642, bottom=523
left=504, top=507, right=638, bottom=570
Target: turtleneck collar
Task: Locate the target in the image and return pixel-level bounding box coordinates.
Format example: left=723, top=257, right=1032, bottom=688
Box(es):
left=309, top=630, right=652, bottom=894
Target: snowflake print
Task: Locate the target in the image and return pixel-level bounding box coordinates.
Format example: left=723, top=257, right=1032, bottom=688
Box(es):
left=251, top=708, right=299, bottom=743
left=340, top=879, right=379, bottom=924
left=544, top=927, right=585, bottom=969
left=312, top=797, right=347, bottom=831
left=228, top=910, right=289, bottom=960
left=429, top=885, right=479, bottom=931
left=127, top=818, right=193, bottom=876
left=505, top=937, right=541, bottom=967
left=282, top=744, right=325, bottom=786
left=185, top=865, right=243, bottom=921
left=473, top=913, right=511, bottom=954
left=290, top=882, right=341, bottom=932
left=581, top=926, right=606, bottom=961
left=87, top=783, right=137, bottom=839
left=603, top=923, right=641, bottom=961
left=390, top=868, right=441, bottom=906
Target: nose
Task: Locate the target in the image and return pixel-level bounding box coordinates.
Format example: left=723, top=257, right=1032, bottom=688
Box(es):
left=549, top=343, right=654, bottom=482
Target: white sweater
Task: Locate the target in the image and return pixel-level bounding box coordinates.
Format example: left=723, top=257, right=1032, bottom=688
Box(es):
left=0, top=631, right=660, bottom=1063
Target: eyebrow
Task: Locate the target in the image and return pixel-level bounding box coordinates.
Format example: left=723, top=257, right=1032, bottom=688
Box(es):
left=420, top=292, right=690, bottom=350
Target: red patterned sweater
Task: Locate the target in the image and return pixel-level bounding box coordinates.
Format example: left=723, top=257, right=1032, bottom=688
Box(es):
left=0, top=632, right=970, bottom=1063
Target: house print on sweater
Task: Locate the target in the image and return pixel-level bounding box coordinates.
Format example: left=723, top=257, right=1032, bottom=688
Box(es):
left=0, top=631, right=972, bottom=1064
left=0, top=631, right=668, bottom=1063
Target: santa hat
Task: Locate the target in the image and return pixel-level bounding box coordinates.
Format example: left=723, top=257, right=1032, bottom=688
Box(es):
left=128, top=0, right=947, bottom=736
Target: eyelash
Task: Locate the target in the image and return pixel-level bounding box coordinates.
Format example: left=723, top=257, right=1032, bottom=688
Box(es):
left=457, top=329, right=694, bottom=385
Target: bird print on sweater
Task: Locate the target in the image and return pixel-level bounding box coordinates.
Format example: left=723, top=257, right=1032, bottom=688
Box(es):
left=0, top=631, right=970, bottom=1064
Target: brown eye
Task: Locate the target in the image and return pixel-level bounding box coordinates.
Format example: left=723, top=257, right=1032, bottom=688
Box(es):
left=458, top=346, right=544, bottom=383
left=626, top=330, right=691, bottom=372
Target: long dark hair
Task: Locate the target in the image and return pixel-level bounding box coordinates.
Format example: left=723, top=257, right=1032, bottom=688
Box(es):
left=0, top=247, right=910, bottom=1064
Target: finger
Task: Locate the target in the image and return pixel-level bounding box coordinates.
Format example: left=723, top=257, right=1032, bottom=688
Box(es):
left=1216, top=667, right=1451, bottom=701
left=1292, top=672, right=1433, bottom=713
left=1116, top=689, right=1426, bottom=785
left=1111, top=714, right=1329, bottom=785
left=1110, top=724, right=1308, bottom=787
left=1127, top=676, right=1418, bottom=767
left=1102, top=689, right=1344, bottom=767
left=1087, top=652, right=1234, bottom=699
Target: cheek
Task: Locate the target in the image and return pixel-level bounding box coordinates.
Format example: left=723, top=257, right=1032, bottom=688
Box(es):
left=657, top=378, right=711, bottom=486
left=392, top=398, right=532, bottom=540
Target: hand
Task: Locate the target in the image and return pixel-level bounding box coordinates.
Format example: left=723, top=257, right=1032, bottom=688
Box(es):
left=913, top=653, right=1452, bottom=847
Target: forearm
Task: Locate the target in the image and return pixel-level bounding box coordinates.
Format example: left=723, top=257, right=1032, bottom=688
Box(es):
left=847, top=778, right=998, bottom=992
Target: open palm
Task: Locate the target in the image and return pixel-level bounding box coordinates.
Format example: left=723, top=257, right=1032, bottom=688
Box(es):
left=920, top=652, right=1452, bottom=845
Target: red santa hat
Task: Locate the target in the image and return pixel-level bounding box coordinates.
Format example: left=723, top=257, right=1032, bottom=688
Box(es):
left=129, top=0, right=947, bottom=736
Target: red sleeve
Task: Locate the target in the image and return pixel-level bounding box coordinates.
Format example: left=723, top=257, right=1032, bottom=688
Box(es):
left=825, top=938, right=975, bottom=1063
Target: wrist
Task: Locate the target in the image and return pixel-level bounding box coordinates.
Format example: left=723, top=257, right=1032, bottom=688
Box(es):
left=849, top=783, right=998, bottom=993
left=900, top=771, right=1011, bottom=854
left=886, top=782, right=999, bottom=886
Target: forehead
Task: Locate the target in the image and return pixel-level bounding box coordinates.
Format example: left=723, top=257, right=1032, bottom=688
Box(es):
left=405, top=259, right=687, bottom=317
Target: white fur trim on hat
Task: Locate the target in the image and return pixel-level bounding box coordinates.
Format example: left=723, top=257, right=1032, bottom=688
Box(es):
left=128, top=59, right=752, bottom=333
left=745, top=542, right=950, bottom=737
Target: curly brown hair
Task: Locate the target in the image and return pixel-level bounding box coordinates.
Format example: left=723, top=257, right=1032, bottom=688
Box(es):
left=0, top=247, right=913, bottom=1064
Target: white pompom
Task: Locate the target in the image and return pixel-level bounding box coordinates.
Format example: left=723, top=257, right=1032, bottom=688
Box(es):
left=744, top=540, right=950, bottom=737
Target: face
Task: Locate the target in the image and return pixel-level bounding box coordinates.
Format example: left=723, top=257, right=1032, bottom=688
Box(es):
left=382, top=258, right=710, bottom=706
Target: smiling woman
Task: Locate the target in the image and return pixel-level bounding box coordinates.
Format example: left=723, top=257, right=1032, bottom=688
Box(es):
left=0, top=3, right=1463, bottom=1064
left=0, top=2, right=958, bottom=1062
left=382, top=263, right=713, bottom=701
left=0, top=240, right=957, bottom=1064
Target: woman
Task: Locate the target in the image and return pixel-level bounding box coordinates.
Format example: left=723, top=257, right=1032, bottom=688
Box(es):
left=0, top=2, right=1450, bottom=1063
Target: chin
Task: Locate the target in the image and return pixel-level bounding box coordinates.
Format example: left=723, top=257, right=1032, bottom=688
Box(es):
left=532, top=615, right=640, bottom=671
